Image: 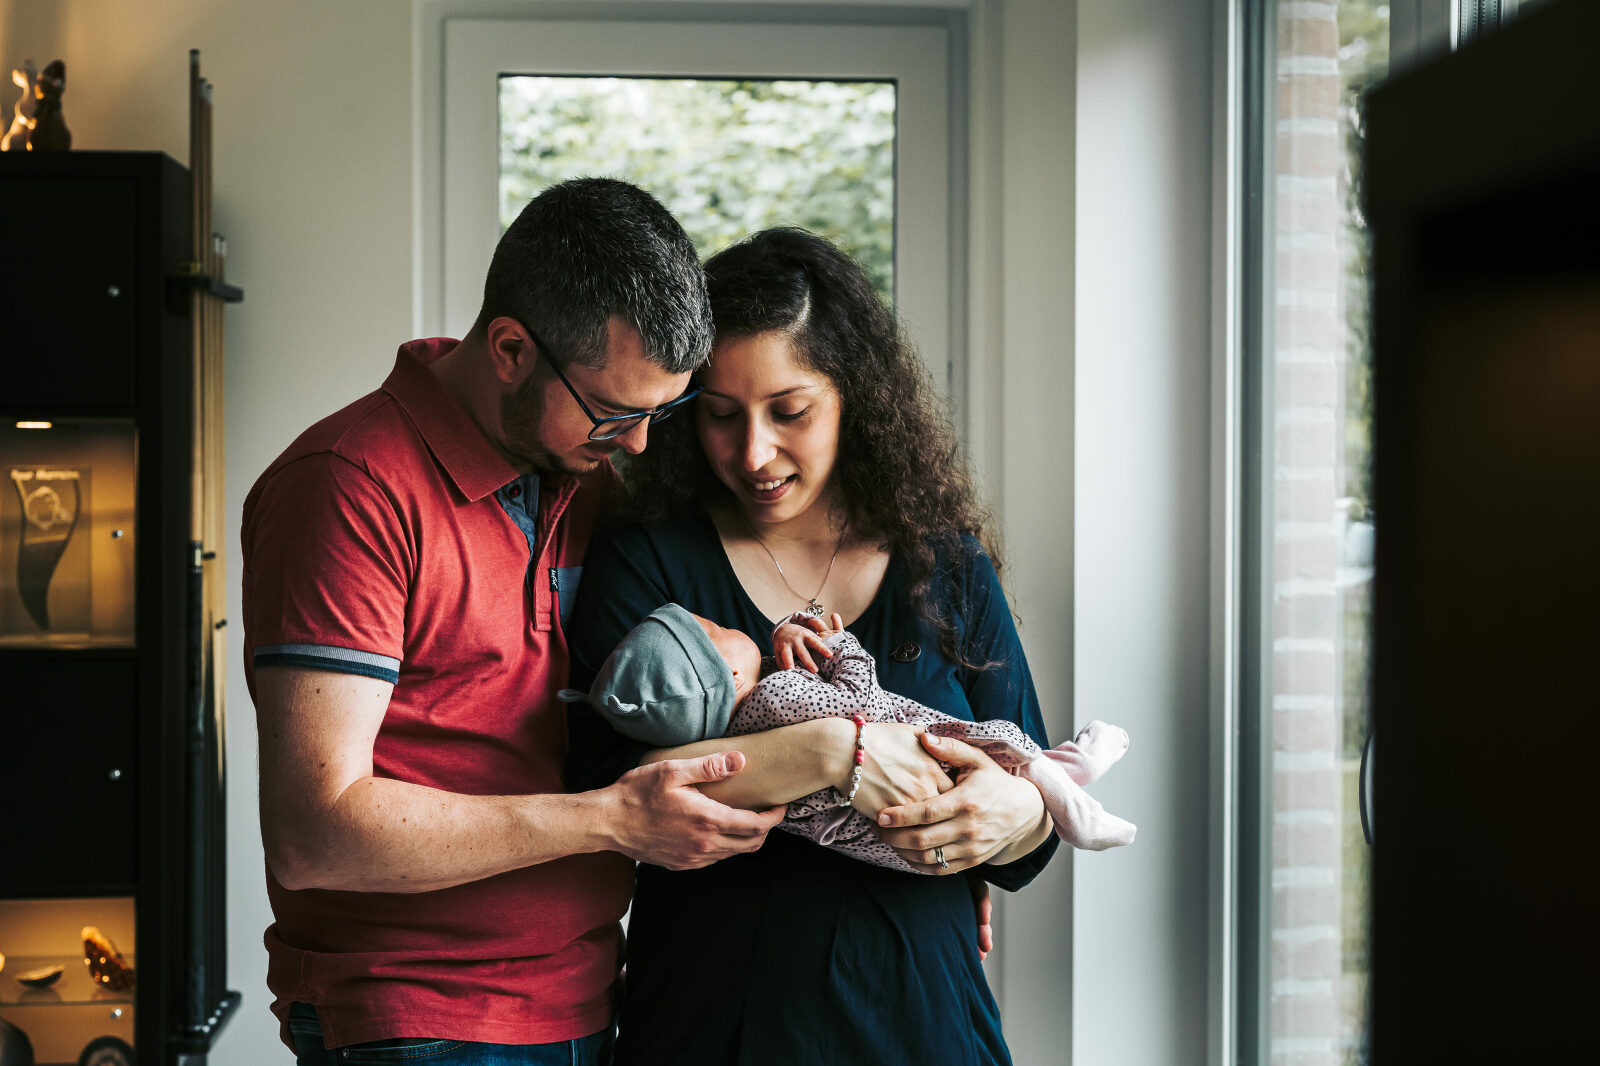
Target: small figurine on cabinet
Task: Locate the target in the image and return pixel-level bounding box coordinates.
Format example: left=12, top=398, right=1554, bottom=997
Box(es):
left=1, top=59, right=36, bottom=151
left=27, top=60, right=69, bottom=152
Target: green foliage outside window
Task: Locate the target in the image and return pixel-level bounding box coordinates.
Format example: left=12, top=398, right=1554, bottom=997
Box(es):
left=1339, top=3, right=1389, bottom=519
left=1336, top=7, right=1388, bottom=1063
left=499, top=77, right=896, bottom=303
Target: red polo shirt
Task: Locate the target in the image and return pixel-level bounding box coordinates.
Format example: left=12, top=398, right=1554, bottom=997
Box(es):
left=241, top=338, right=633, bottom=1049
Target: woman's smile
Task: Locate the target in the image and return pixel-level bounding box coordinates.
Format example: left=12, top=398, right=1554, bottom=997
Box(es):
left=746, top=474, right=795, bottom=500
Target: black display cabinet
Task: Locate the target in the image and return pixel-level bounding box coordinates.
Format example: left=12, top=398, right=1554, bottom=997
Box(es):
left=0, top=152, right=238, bottom=1065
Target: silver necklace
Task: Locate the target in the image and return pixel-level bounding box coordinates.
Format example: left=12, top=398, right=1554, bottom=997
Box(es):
left=744, top=516, right=847, bottom=617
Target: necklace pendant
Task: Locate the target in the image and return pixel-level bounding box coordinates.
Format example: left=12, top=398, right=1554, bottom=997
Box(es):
left=804, top=600, right=825, bottom=617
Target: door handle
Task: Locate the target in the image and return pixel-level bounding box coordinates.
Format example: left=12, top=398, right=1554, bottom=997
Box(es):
left=1358, top=731, right=1374, bottom=845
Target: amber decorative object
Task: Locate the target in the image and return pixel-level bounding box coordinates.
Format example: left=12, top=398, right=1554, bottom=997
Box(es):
left=80, top=926, right=135, bottom=991
left=2, top=60, right=36, bottom=151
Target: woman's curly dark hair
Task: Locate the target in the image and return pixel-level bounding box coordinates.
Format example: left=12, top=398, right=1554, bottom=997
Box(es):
left=623, top=227, right=1005, bottom=668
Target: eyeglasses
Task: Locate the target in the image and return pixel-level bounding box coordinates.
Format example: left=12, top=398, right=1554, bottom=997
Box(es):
left=522, top=322, right=701, bottom=441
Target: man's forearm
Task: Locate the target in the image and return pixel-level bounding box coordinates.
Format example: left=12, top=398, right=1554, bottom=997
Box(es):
left=258, top=664, right=786, bottom=891
left=268, top=777, right=614, bottom=894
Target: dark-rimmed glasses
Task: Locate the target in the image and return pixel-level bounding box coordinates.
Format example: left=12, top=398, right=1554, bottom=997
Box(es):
left=523, top=322, right=701, bottom=441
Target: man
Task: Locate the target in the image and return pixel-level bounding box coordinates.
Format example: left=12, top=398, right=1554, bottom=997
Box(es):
left=243, top=179, right=784, bottom=1064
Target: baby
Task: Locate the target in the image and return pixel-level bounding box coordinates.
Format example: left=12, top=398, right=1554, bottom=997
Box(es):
left=561, top=604, right=1135, bottom=874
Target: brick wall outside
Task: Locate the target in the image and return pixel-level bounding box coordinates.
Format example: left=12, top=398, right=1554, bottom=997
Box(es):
left=1270, top=2, right=1358, bottom=1064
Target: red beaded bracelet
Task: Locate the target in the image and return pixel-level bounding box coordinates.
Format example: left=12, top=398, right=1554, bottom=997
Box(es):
left=838, top=714, right=867, bottom=808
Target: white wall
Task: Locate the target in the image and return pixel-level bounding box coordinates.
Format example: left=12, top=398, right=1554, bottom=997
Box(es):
left=973, top=2, right=1218, bottom=1061
left=0, top=2, right=1217, bottom=1063
left=1073, top=1, right=1215, bottom=1063
left=967, top=1, right=1079, bottom=1061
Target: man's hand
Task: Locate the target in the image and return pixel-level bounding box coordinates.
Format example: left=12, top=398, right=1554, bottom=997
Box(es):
left=874, top=733, right=1048, bottom=874
left=260, top=665, right=777, bottom=894
left=603, top=750, right=786, bottom=870
left=772, top=612, right=844, bottom=672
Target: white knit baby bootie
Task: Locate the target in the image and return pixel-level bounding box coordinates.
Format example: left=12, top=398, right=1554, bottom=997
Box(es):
left=1022, top=753, right=1138, bottom=851
left=1043, top=719, right=1130, bottom=786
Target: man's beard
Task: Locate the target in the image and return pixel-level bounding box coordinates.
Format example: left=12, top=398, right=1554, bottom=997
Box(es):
left=500, top=372, right=605, bottom=477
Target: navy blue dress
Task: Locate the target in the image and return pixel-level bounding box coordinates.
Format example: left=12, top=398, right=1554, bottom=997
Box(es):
left=565, top=513, right=1058, bottom=1066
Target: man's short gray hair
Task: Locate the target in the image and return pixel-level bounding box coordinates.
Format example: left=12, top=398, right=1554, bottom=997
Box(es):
left=479, top=177, right=712, bottom=374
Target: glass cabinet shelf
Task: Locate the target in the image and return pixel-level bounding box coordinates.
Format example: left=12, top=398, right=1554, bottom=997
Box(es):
left=0, top=955, right=135, bottom=1007
left=0, top=418, right=137, bottom=648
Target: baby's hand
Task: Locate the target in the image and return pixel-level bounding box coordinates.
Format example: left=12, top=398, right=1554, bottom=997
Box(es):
left=773, top=613, right=842, bottom=673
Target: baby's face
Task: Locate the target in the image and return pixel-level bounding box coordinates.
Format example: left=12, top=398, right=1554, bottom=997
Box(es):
left=692, top=614, right=763, bottom=702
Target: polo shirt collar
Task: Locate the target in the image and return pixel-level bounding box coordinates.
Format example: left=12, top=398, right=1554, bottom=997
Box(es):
left=383, top=338, right=520, bottom=503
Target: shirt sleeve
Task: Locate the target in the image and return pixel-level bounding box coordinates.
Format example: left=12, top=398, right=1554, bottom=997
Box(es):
left=563, top=524, right=671, bottom=791
left=242, top=452, right=413, bottom=684
left=815, top=630, right=880, bottom=702
left=953, top=540, right=1062, bottom=891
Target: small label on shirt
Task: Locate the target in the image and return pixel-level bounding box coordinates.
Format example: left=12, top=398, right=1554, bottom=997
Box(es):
left=551, top=566, right=583, bottom=631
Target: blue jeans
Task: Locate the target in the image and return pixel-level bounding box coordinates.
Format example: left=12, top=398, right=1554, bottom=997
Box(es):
left=287, top=1003, right=614, bottom=1066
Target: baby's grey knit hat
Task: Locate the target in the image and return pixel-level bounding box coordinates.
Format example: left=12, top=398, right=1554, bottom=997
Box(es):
left=557, top=603, right=738, bottom=747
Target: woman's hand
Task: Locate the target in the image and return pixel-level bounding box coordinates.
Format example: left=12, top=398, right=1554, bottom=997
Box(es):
left=849, top=722, right=953, bottom=816
left=971, top=879, right=994, bottom=961
left=874, top=733, right=1049, bottom=874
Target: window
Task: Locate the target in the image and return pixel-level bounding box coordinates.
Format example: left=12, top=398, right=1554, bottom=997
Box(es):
left=1240, top=1, right=1396, bottom=1062
left=432, top=16, right=954, bottom=392
left=498, top=76, right=896, bottom=303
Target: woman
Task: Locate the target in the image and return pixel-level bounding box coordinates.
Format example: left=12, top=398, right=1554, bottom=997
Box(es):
left=566, top=228, right=1057, bottom=1065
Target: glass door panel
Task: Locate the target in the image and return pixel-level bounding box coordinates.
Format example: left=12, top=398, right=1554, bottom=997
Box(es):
left=499, top=76, right=896, bottom=304
left=439, top=19, right=950, bottom=390
left=1256, top=2, right=1388, bottom=1062
left=0, top=897, right=136, bottom=1065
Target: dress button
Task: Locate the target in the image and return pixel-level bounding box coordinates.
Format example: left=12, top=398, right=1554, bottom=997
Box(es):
left=508, top=485, right=521, bottom=498
left=890, top=642, right=921, bottom=663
